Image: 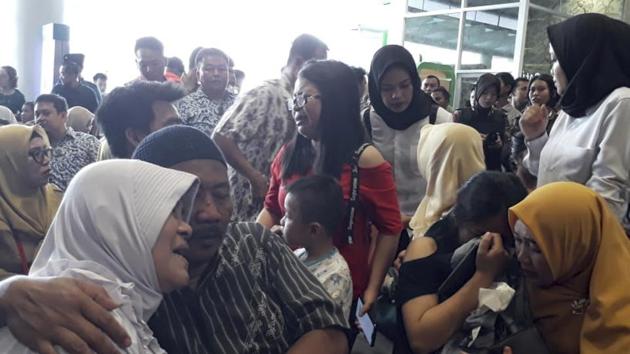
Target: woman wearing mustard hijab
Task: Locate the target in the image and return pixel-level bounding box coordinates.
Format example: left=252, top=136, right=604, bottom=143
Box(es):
left=0, top=124, right=62, bottom=279
left=510, top=182, right=630, bottom=354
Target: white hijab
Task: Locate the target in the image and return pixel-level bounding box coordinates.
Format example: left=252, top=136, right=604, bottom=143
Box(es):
left=30, top=159, right=199, bottom=322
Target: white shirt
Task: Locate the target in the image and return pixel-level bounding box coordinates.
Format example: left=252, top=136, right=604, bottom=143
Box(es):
left=524, top=87, right=630, bottom=222
left=370, top=108, right=452, bottom=215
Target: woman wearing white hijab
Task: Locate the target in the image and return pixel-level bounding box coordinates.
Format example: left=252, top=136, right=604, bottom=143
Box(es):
left=0, top=159, right=199, bottom=353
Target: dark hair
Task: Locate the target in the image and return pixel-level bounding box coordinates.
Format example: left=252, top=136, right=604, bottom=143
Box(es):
left=35, top=94, right=68, bottom=113
left=528, top=73, right=560, bottom=108
left=454, top=171, right=527, bottom=224
left=425, top=75, right=441, bottom=86
left=61, top=61, right=81, bottom=75
left=513, top=77, right=529, bottom=92
left=286, top=175, right=344, bottom=234
left=281, top=60, right=365, bottom=179
left=166, top=57, right=185, bottom=76
left=188, top=47, right=203, bottom=71
left=194, top=48, right=230, bottom=68
left=1, top=66, right=18, bottom=89
left=134, top=37, right=164, bottom=56
left=96, top=81, right=186, bottom=158
left=287, top=34, right=328, bottom=65
left=22, top=101, right=34, bottom=110
left=93, top=73, right=108, bottom=82
left=432, top=86, right=450, bottom=101
left=351, top=66, right=367, bottom=82
left=495, top=72, right=515, bottom=92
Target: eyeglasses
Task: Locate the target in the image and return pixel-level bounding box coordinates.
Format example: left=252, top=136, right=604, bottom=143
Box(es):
left=287, top=93, right=321, bottom=112
left=28, top=147, right=53, bottom=165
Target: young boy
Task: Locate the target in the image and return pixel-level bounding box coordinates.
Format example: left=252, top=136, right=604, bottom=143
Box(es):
left=282, top=175, right=353, bottom=319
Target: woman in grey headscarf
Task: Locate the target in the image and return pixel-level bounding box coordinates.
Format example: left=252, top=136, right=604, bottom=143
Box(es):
left=0, top=159, right=199, bottom=353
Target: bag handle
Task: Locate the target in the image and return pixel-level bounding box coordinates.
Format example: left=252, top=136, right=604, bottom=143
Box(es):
left=345, top=143, right=371, bottom=245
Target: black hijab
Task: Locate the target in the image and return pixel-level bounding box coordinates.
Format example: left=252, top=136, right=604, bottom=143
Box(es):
left=368, top=45, right=433, bottom=130
left=547, top=13, right=630, bottom=117
left=473, top=73, right=501, bottom=115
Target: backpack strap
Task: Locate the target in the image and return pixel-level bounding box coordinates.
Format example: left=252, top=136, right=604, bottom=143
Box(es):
left=345, top=143, right=371, bottom=245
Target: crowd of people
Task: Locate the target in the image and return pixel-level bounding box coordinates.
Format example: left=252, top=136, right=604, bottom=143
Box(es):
left=0, top=12, right=629, bottom=354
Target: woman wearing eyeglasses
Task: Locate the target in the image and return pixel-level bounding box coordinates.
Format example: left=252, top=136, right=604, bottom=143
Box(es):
left=257, top=60, right=402, bottom=317
left=0, top=124, right=61, bottom=280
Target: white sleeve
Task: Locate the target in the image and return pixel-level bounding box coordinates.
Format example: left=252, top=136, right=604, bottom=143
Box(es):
left=522, top=133, right=549, bottom=177
left=436, top=107, right=453, bottom=123
left=585, top=97, right=630, bottom=220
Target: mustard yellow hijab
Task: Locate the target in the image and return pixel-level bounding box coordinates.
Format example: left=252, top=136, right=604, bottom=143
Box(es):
left=509, top=182, right=630, bottom=354
left=0, top=125, right=61, bottom=237
left=410, top=123, right=485, bottom=238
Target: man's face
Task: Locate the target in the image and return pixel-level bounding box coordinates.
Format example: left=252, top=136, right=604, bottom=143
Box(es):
left=513, top=80, right=529, bottom=106
left=136, top=48, right=166, bottom=82
left=59, top=66, right=79, bottom=87
left=96, top=78, right=107, bottom=94
left=198, top=55, right=229, bottom=96
left=170, top=159, right=233, bottom=269
left=35, top=101, right=66, bottom=136
left=421, top=77, right=439, bottom=93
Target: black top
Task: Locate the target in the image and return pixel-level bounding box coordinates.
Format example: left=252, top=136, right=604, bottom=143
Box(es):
left=52, top=83, right=99, bottom=113
left=396, top=212, right=461, bottom=354
left=455, top=107, right=507, bottom=171
left=0, top=89, right=25, bottom=114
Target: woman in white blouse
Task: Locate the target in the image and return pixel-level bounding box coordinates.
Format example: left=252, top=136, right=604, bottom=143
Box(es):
left=521, top=13, right=630, bottom=227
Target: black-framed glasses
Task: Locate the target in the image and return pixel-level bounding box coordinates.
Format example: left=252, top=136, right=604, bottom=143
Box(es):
left=286, top=93, right=321, bottom=112
left=28, top=147, right=53, bottom=165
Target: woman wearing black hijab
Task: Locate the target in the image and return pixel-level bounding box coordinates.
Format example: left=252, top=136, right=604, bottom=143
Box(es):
left=367, top=45, right=452, bottom=227
left=520, top=13, right=630, bottom=228
left=454, top=73, right=507, bottom=171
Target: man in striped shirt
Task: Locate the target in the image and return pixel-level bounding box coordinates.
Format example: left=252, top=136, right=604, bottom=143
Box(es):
left=135, top=125, right=350, bottom=354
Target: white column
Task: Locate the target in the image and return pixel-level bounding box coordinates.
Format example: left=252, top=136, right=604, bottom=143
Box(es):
left=13, top=0, right=65, bottom=100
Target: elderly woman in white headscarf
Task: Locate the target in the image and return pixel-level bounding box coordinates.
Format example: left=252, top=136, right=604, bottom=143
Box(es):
left=0, top=106, right=17, bottom=125
left=0, top=159, right=199, bottom=353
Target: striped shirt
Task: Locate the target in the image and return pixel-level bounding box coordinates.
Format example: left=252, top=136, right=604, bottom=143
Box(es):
left=148, top=222, right=349, bottom=354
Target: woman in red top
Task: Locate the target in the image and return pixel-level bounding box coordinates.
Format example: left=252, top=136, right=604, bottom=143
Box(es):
left=257, top=60, right=402, bottom=314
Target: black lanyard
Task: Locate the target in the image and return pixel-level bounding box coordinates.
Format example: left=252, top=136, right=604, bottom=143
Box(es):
left=345, top=143, right=371, bottom=245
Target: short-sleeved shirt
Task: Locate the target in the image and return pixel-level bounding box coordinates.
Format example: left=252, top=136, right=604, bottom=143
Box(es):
left=50, top=127, right=100, bottom=190
left=0, top=90, right=26, bottom=114
left=264, top=146, right=403, bottom=298
left=176, top=88, right=236, bottom=137
left=213, top=73, right=296, bottom=221
left=52, top=84, right=99, bottom=113
left=148, top=222, right=349, bottom=354
left=294, top=248, right=353, bottom=319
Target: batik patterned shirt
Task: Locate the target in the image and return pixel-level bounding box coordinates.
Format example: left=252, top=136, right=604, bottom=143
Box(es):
left=148, top=222, right=349, bottom=354
left=213, top=72, right=296, bottom=221
left=294, top=247, right=353, bottom=319
left=50, top=127, right=100, bottom=190
left=176, top=89, right=236, bottom=137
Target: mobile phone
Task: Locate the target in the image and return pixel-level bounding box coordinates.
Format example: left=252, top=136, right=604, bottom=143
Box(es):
left=356, top=298, right=377, bottom=347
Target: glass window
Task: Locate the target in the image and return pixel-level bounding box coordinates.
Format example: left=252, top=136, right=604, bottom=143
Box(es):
left=461, top=7, right=517, bottom=72
left=531, top=0, right=625, bottom=18
left=467, top=0, right=518, bottom=6
left=522, top=9, right=566, bottom=76
left=404, top=14, right=461, bottom=65
left=407, top=0, right=461, bottom=13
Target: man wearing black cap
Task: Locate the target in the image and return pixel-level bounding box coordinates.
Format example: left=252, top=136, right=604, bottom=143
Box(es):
left=52, top=60, right=99, bottom=113
left=0, top=125, right=350, bottom=354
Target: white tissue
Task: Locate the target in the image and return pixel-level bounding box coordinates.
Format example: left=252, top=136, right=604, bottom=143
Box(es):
left=477, top=282, right=515, bottom=312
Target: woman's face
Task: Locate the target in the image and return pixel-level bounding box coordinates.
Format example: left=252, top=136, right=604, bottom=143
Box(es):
left=529, top=79, right=551, bottom=106
left=152, top=203, right=193, bottom=293
left=513, top=219, right=554, bottom=287
left=292, top=77, right=322, bottom=140
left=379, top=67, right=413, bottom=113
left=477, top=87, right=498, bottom=109
left=25, top=136, right=52, bottom=188
left=549, top=44, right=568, bottom=96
